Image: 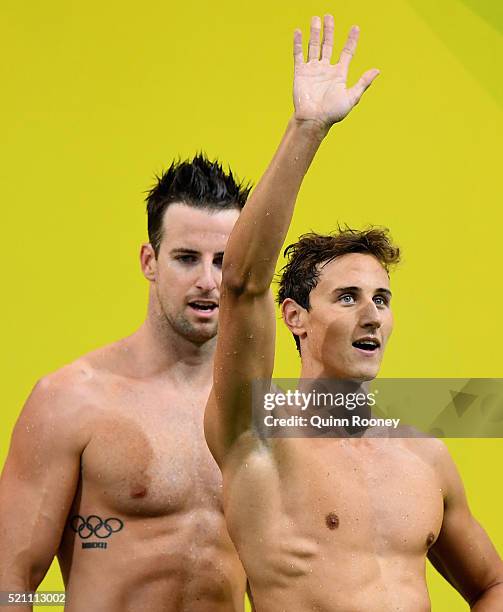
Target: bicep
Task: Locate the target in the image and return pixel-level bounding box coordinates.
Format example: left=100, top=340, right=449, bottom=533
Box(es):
left=428, top=444, right=503, bottom=604
left=429, top=513, right=502, bottom=603
left=205, top=288, right=276, bottom=462
left=0, top=384, right=83, bottom=588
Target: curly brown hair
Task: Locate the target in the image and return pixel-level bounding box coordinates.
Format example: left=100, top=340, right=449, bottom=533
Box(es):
left=277, top=227, right=401, bottom=353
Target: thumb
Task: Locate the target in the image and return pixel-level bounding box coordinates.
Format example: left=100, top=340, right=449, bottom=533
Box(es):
left=347, top=68, right=380, bottom=107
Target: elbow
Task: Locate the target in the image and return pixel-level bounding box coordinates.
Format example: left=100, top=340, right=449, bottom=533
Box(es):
left=0, top=565, right=31, bottom=592
left=469, top=579, right=503, bottom=608
left=0, top=552, right=50, bottom=592
left=221, top=265, right=269, bottom=297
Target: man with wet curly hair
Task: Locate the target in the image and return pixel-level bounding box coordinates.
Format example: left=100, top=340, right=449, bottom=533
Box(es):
left=205, top=13, right=503, bottom=611
left=277, top=228, right=401, bottom=355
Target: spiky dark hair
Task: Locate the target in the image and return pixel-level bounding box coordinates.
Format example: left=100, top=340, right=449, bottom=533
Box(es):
left=145, top=153, right=251, bottom=255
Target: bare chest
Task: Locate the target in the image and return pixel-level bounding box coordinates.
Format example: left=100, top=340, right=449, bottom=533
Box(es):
left=288, top=439, right=444, bottom=552
left=78, top=386, right=222, bottom=518
left=228, top=438, right=444, bottom=557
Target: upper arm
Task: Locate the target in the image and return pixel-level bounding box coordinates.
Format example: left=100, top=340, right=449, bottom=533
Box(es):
left=204, top=284, right=276, bottom=466
left=427, top=441, right=503, bottom=605
left=0, top=378, right=87, bottom=589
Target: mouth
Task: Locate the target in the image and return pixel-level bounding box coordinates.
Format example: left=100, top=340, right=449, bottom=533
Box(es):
left=352, top=338, right=381, bottom=353
left=187, top=300, right=219, bottom=317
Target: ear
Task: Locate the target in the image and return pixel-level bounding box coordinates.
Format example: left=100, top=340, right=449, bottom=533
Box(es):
left=281, top=298, right=307, bottom=344
left=140, top=243, right=157, bottom=281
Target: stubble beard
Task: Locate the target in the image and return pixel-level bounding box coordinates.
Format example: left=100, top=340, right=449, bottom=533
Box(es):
left=165, top=309, right=218, bottom=345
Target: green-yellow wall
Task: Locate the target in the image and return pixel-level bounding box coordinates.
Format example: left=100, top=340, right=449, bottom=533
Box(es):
left=1, top=1, right=501, bottom=609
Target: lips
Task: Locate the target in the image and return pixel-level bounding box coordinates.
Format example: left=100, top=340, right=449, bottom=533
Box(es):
left=352, top=337, right=381, bottom=352
left=187, top=299, right=219, bottom=317
left=188, top=301, right=218, bottom=311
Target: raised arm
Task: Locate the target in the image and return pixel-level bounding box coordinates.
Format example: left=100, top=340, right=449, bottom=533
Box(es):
left=204, top=15, right=379, bottom=464
left=427, top=442, right=503, bottom=609
left=0, top=377, right=88, bottom=609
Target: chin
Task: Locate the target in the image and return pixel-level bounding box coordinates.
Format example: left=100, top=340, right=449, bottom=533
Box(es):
left=188, top=325, right=218, bottom=344
left=358, top=367, right=380, bottom=382
left=325, top=363, right=380, bottom=382
left=171, top=315, right=218, bottom=344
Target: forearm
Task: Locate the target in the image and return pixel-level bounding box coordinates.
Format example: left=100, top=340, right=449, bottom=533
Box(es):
left=222, top=116, right=327, bottom=293
left=471, top=582, right=503, bottom=610
left=0, top=499, right=56, bottom=594
left=0, top=493, right=60, bottom=595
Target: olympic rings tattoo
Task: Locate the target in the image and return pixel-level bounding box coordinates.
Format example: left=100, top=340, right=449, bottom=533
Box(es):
left=69, top=515, right=124, bottom=539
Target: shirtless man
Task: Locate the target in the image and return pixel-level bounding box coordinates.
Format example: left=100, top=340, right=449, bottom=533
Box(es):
left=0, top=155, right=249, bottom=611
left=204, top=15, right=503, bottom=611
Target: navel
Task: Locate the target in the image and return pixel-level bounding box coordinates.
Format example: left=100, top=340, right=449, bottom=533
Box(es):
left=325, top=512, right=339, bottom=530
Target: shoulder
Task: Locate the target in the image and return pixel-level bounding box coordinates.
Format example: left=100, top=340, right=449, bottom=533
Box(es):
left=30, top=358, right=97, bottom=409
left=404, top=436, right=465, bottom=501
left=16, top=332, right=143, bottom=448
left=18, top=351, right=112, bottom=442
left=31, top=337, right=127, bottom=407
left=406, top=435, right=454, bottom=465
left=9, top=340, right=130, bottom=461
left=401, top=434, right=451, bottom=465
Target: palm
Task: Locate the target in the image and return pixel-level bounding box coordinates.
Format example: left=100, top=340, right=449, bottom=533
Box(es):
left=293, top=16, right=379, bottom=126
left=294, top=63, right=352, bottom=124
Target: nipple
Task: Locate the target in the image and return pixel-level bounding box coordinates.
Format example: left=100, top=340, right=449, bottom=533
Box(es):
left=325, top=512, right=340, bottom=530
left=426, top=532, right=435, bottom=548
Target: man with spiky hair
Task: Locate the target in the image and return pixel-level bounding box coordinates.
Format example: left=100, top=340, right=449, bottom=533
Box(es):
left=0, top=154, right=249, bottom=611
left=205, top=14, right=503, bottom=611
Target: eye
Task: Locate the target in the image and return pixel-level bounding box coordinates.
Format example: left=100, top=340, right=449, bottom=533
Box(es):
left=373, top=295, right=389, bottom=307
left=213, top=254, right=223, bottom=268
left=176, top=254, right=197, bottom=264
left=339, top=294, right=355, bottom=305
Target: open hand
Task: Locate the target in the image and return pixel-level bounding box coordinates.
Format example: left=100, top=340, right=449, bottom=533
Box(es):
left=293, top=15, right=379, bottom=127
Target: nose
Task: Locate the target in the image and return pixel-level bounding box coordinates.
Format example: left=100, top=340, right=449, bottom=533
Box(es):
left=195, top=260, right=218, bottom=293
left=358, top=299, right=382, bottom=330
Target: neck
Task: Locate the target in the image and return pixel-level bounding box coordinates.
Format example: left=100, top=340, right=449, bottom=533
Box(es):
left=298, top=354, right=329, bottom=380
left=123, top=300, right=216, bottom=384
left=298, top=359, right=372, bottom=419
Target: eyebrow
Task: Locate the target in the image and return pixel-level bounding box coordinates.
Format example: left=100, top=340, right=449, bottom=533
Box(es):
left=170, top=248, right=199, bottom=255
left=170, top=248, right=224, bottom=257
left=333, top=286, right=393, bottom=298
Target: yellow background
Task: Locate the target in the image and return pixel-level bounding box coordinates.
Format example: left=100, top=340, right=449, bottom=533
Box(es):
left=0, top=0, right=501, bottom=609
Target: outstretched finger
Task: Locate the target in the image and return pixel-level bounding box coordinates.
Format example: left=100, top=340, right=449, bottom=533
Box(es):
left=321, top=14, right=335, bottom=62
left=307, top=15, right=322, bottom=61
left=338, top=25, right=360, bottom=78
left=293, top=29, right=304, bottom=66
left=347, top=68, right=380, bottom=106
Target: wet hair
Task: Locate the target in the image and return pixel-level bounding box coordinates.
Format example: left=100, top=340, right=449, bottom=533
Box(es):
left=277, top=227, right=401, bottom=353
left=145, top=153, right=251, bottom=255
